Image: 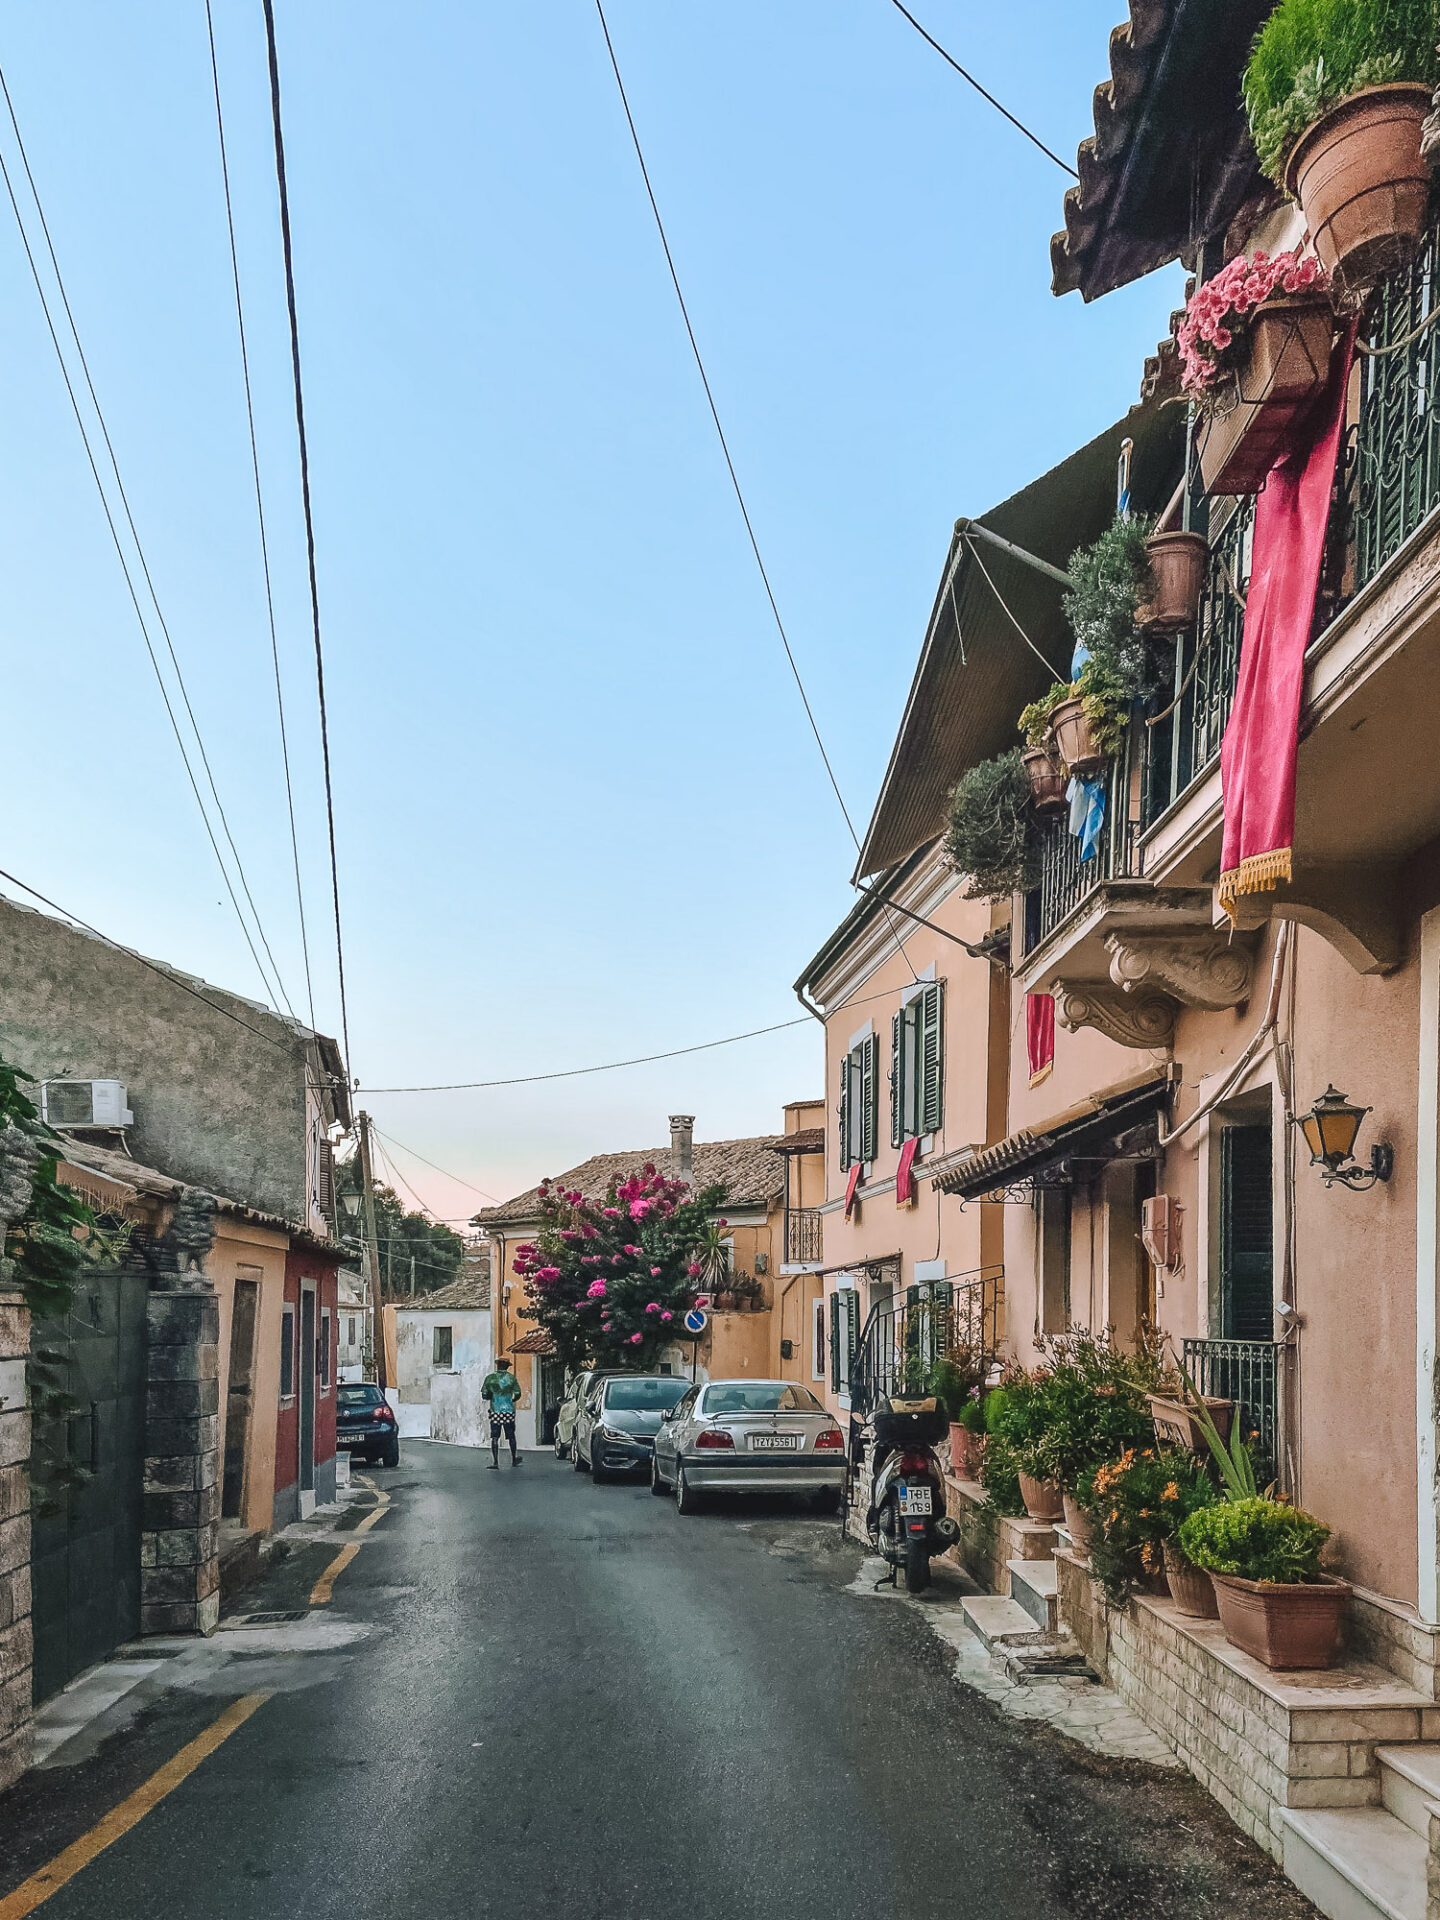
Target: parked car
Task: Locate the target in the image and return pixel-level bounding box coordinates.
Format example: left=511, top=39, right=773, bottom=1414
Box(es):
left=553, top=1369, right=623, bottom=1460
left=651, top=1379, right=845, bottom=1513
left=336, top=1383, right=400, bottom=1467
left=575, top=1373, right=689, bottom=1483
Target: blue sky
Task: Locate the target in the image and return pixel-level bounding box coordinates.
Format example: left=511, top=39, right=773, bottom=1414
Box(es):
left=1, top=2, right=1183, bottom=1220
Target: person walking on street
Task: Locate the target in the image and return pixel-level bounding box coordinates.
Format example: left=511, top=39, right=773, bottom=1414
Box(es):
left=483, top=1358, right=523, bottom=1468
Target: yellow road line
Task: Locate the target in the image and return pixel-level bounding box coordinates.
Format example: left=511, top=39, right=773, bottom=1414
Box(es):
left=0, top=1693, right=267, bottom=1920
left=308, top=1477, right=391, bottom=1605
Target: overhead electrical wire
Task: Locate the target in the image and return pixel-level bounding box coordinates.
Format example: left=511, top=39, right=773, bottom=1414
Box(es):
left=0, top=67, right=294, bottom=1016
left=203, top=0, right=316, bottom=1031
left=372, top=1126, right=501, bottom=1204
left=260, top=0, right=353, bottom=1079
left=884, top=0, right=1078, bottom=179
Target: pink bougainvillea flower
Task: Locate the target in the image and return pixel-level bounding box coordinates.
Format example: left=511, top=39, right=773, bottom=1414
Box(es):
left=611, top=1254, right=624, bottom=1268
left=650, top=1266, right=661, bottom=1277
left=644, top=1302, right=660, bottom=1313
left=660, top=1311, right=673, bottom=1321
left=687, top=1262, right=701, bottom=1277
left=602, top=1207, right=621, bottom=1218
left=586, top=1279, right=608, bottom=1299
left=629, top=1199, right=652, bottom=1220
left=536, top=1266, right=561, bottom=1281
left=629, top=1332, right=643, bottom=1345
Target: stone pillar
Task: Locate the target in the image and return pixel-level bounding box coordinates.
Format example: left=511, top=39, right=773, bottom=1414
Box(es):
left=0, top=1286, right=32, bottom=1792
left=141, top=1188, right=221, bottom=1637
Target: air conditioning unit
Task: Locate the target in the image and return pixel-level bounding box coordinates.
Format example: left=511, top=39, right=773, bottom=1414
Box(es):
left=40, top=1080, right=134, bottom=1129
left=1141, top=1194, right=1184, bottom=1271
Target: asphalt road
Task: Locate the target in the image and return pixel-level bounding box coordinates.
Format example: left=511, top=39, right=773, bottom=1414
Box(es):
left=0, top=1444, right=1317, bottom=1920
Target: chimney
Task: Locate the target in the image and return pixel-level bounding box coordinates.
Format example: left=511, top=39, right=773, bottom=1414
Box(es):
left=669, top=1115, right=695, bottom=1179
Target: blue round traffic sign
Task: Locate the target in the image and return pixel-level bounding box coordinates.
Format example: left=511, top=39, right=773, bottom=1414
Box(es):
left=683, top=1307, right=708, bottom=1336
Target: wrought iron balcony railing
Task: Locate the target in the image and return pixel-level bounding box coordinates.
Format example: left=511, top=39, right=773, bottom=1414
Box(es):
left=1182, top=1336, right=1281, bottom=1481
left=849, top=1266, right=1003, bottom=1422
left=1023, top=723, right=1141, bottom=956
left=784, top=1207, right=823, bottom=1266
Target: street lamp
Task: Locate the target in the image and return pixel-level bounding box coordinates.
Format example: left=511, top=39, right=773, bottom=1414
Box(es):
left=1294, top=1086, right=1394, bottom=1191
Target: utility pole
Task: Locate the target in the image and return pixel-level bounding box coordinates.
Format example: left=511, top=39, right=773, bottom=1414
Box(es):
left=409, top=1254, right=416, bottom=1298
left=357, top=1111, right=386, bottom=1389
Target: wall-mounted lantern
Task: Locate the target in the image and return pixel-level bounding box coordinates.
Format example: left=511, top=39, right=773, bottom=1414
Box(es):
left=1295, top=1087, right=1394, bottom=1191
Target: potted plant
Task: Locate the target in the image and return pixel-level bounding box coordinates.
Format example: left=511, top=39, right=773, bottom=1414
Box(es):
left=1050, top=517, right=1155, bottom=768
left=1075, top=1447, right=1220, bottom=1608
left=1146, top=1388, right=1235, bottom=1454
left=1244, top=0, right=1440, bottom=294
left=1138, top=530, right=1210, bottom=635
left=1177, top=248, right=1335, bottom=494
left=1178, top=1497, right=1348, bottom=1667
left=1027, top=1329, right=1162, bottom=1542
left=978, top=1373, right=1058, bottom=1517
left=929, top=1347, right=988, bottom=1478
left=950, top=1395, right=987, bottom=1480
left=942, top=751, right=1042, bottom=900
left=1017, top=684, right=1072, bottom=810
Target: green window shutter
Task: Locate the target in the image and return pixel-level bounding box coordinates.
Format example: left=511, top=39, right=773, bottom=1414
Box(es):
left=838, top=1053, right=851, bottom=1172
left=920, top=983, right=944, bottom=1135
left=1221, top=1124, right=1273, bottom=1341
left=890, top=1012, right=904, bottom=1149
left=860, top=1034, right=878, bottom=1164
left=829, top=1295, right=841, bottom=1391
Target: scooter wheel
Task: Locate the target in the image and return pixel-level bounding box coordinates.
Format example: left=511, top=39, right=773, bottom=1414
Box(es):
left=904, top=1539, right=930, bottom=1594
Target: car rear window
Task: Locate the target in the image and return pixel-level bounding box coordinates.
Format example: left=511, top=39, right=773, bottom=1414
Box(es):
left=338, top=1385, right=382, bottom=1408
left=603, top=1377, right=687, bottom=1411
left=703, top=1384, right=825, bottom=1415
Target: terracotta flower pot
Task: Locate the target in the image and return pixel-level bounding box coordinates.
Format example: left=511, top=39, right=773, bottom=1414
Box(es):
left=1198, top=296, right=1336, bottom=495
left=1017, top=1471, right=1064, bottom=1522
left=1147, top=1392, right=1234, bottom=1455
left=949, top=1424, right=984, bottom=1480
left=1163, top=1539, right=1220, bottom=1619
left=1138, top=530, right=1209, bottom=634
left=1210, top=1572, right=1351, bottom=1670
left=715, top=1291, right=736, bottom=1312
left=1047, top=695, right=1106, bottom=774
left=1286, top=83, right=1433, bottom=297
left=1021, top=745, right=1068, bottom=812
left=1062, top=1492, right=1096, bottom=1554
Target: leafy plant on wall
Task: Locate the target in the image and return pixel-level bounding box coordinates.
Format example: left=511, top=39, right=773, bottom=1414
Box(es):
left=943, top=750, right=1041, bottom=900
left=513, top=1166, right=726, bottom=1370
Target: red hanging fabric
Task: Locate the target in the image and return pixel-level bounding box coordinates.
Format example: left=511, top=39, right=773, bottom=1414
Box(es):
left=1218, top=322, right=1357, bottom=916
left=895, top=1135, right=919, bottom=1206
left=843, top=1162, right=862, bottom=1219
left=1026, top=991, right=1055, bottom=1089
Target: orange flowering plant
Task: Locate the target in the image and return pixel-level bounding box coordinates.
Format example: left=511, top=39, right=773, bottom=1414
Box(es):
left=1074, top=1446, right=1218, bottom=1606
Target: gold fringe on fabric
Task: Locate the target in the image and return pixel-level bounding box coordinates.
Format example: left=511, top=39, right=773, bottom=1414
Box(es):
left=1028, top=1063, right=1053, bottom=1090
left=1217, top=845, right=1293, bottom=919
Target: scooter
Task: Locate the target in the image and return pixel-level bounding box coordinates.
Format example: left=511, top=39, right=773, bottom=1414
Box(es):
left=866, top=1396, right=961, bottom=1594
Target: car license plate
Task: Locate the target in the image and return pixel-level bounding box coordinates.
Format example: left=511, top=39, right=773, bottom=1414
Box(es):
left=899, top=1485, right=933, bottom=1516
left=749, top=1433, right=801, bottom=1451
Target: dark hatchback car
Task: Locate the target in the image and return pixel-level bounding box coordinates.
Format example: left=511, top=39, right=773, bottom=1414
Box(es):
left=576, top=1374, right=689, bottom=1483
left=337, top=1383, right=400, bottom=1467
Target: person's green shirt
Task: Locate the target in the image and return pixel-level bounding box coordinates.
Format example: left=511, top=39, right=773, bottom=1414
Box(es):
left=482, top=1369, right=520, bottom=1417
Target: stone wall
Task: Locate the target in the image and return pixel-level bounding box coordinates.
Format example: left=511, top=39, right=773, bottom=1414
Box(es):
left=0, top=1287, right=30, bottom=1792
left=142, top=1289, right=220, bottom=1637
left=1057, top=1548, right=1439, bottom=1860
left=944, top=1474, right=1056, bottom=1595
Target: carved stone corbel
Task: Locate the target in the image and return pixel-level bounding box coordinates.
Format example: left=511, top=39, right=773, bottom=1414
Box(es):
left=1105, top=930, right=1254, bottom=1009
left=1053, top=983, right=1175, bottom=1050
left=153, top=1186, right=217, bottom=1292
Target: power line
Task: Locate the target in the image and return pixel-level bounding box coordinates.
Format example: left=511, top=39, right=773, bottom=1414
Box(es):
left=204, top=0, right=316, bottom=1031
left=0, top=64, right=296, bottom=1018
left=0, top=869, right=294, bottom=1052
left=592, top=1, right=861, bottom=852
left=884, top=0, right=1078, bottom=179
left=372, top=1126, right=500, bottom=1204
left=261, top=0, right=353, bottom=1078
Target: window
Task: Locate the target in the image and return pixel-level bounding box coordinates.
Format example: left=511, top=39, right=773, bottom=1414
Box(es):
left=279, top=1304, right=295, bottom=1403
left=319, top=1309, right=332, bottom=1390
left=829, top=1286, right=859, bottom=1395
left=891, top=981, right=943, bottom=1144
left=602, top=1377, right=688, bottom=1412
left=1038, top=1188, right=1071, bottom=1335
left=347, top=1316, right=357, bottom=1347
left=838, top=1032, right=879, bottom=1170
left=1221, top=1122, right=1274, bottom=1340
left=812, top=1297, right=827, bottom=1381
left=432, top=1324, right=454, bottom=1369
left=701, top=1383, right=825, bottom=1415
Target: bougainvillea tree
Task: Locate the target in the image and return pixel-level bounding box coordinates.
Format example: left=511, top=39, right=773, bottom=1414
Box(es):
left=513, top=1165, right=727, bottom=1370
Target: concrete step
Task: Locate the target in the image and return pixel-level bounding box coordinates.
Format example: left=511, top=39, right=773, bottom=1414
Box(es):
left=1280, top=1807, right=1427, bottom=1920
left=960, top=1594, right=1050, bottom=1654
left=1007, top=1555, right=1058, bottom=1631
left=1377, top=1744, right=1440, bottom=1840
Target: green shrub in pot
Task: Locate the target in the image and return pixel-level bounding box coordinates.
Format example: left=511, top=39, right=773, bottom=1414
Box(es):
left=942, top=750, right=1040, bottom=900
left=1018, top=681, right=1075, bottom=750
left=1076, top=1446, right=1219, bottom=1606
left=1178, top=1496, right=1331, bottom=1584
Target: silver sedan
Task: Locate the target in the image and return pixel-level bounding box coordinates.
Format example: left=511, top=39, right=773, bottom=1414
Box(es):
left=650, top=1379, right=847, bottom=1514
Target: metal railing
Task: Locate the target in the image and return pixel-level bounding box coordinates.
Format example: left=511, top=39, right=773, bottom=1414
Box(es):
left=1355, top=217, right=1440, bottom=589
left=849, top=1266, right=1004, bottom=1421
left=1024, top=724, right=1140, bottom=955
left=784, top=1207, right=823, bottom=1266
left=1182, top=1336, right=1281, bottom=1480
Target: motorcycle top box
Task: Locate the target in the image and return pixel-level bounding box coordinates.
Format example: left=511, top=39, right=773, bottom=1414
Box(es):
left=872, top=1402, right=949, bottom=1451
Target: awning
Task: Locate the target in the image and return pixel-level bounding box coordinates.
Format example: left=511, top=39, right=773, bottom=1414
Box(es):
left=853, top=402, right=1184, bottom=880
left=933, top=1069, right=1174, bottom=1201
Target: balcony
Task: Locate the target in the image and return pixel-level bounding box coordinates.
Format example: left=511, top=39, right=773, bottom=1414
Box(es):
left=783, top=1207, right=823, bottom=1266
left=849, top=1266, right=1003, bottom=1420
left=1182, top=1336, right=1283, bottom=1486
left=1137, top=219, right=1440, bottom=970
